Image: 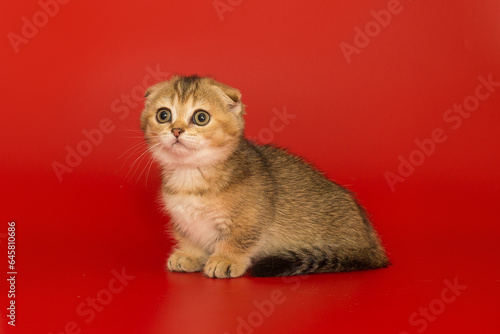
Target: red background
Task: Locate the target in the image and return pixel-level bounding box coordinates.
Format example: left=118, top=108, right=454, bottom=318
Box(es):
left=1, top=0, right=499, bottom=333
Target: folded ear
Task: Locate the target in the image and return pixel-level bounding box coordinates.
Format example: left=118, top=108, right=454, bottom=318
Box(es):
left=144, top=83, right=158, bottom=100
left=210, top=81, right=244, bottom=115
left=144, top=76, right=178, bottom=99
left=144, top=88, right=153, bottom=98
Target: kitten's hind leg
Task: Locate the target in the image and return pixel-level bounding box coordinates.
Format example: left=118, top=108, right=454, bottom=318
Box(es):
left=167, top=238, right=209, bottom=273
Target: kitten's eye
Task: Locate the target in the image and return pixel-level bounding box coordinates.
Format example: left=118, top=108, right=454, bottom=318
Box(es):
left=156, top=108, right=171, bottom=123
left=192, top=110, right=210, bottom=126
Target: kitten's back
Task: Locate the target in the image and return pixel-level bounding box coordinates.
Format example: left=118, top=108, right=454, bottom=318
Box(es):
left=241, top=140, right=389, bottom=276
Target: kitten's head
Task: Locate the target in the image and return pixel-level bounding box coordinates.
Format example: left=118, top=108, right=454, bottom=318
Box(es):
left=141, top=75, right=245, bottom=168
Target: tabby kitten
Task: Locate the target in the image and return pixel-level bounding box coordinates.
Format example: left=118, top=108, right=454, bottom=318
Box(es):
left=141, top=75, right=389, bottom=278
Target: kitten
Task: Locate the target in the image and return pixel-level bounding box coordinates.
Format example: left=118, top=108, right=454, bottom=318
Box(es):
left=141, top=75, right=389, bottom=278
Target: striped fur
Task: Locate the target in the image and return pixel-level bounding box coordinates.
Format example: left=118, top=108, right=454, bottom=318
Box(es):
left=142, top=75, right=389, bottom=278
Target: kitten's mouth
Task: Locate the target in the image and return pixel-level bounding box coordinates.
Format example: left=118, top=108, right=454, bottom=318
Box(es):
left=155, top=137, right=196, bottom=158
left=167, top=140, right=193, bottom=154
left=171, top=140, right=187, bottom=148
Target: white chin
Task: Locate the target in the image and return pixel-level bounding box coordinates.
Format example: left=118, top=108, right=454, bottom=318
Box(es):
left=153, top=144, right=230, bottom=168
left=170, top=142, right=191, bottom=154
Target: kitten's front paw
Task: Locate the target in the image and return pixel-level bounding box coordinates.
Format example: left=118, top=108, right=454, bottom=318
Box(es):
left=167, top=251, right=206, bottom=273
left=204, top=255, right=250, bottom=278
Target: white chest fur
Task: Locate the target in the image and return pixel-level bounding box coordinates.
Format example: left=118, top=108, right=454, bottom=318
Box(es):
left=162, top=192, right=226, bottom=252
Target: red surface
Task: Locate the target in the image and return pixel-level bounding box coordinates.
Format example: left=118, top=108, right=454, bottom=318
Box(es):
left=1, top=0, right=500, bottom=333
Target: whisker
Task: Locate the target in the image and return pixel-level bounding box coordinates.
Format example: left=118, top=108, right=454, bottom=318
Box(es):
left=142, top=146, right=161, bottom=188
left=115, top=141, right=150, bottom=176
left=143, top=155, right=157, bottom=188
left=125, top=142, right=161, bottom=183
left=121, top=135, right=151, bottom=139
left=117, top=127, right=145, bottom=133
left=136, top=144, right=161, bottom=183
left=118, top=140, right=148, bottom=160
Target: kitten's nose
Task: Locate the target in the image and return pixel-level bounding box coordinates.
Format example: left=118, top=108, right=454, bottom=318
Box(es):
left=171, top=128, right=184, bottom=138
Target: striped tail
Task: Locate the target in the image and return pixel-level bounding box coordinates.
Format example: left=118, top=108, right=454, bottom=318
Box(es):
left=250, top=247, right=389, bottom=277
